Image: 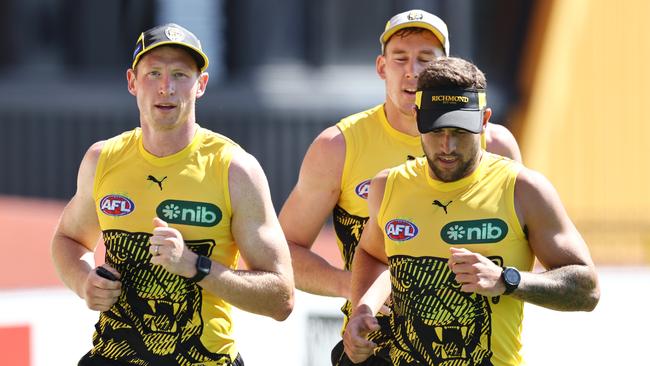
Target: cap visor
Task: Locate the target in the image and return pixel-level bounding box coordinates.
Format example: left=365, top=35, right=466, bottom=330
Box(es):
left=417, top=109, right=483, bottom=134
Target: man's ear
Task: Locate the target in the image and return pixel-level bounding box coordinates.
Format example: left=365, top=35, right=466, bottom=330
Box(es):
left=195, top=72, right=210, bottom=99
left=376, top=55, right=387, bottom=80
left=482, top=108, right=492, bottom=130
left=126, top=69, right=137, bottom=96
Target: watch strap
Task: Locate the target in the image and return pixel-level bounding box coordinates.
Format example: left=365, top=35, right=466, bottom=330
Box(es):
left=190, top=255, right=211, bottom=283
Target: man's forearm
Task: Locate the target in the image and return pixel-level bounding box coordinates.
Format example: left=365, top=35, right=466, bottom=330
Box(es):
left=515, top=264, right=599, bottom=311
left=350, top=248, right=390, bottom=315
left=289, top=243, right=351, bottom=298
left=200, top=264, right=294, bottom=321
left=51, top=234, right=94, bottom=298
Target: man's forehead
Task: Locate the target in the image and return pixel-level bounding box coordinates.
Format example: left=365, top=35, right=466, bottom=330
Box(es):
left=138, top=46, right=200, bottom=69
left=385, top=30, right=445, bottom=53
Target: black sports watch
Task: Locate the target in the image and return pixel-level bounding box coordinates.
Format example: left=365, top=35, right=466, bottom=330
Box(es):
left=190, top=255, right=211, bottom=283
left=501, top=266, right=521, bottom=295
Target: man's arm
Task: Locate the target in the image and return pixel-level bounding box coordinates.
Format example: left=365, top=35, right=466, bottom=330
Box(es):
left=486, top=122, right=523, bottom=163
left=279, top=126, right=351, bottom=298
left=448, top=168, right=600, bottom=312
left=344, top=170, right=391, bottom=364
left=512, top=168, right=599, bottom=310
left=193, top=149, right=295, bottom=321
left=51, top=141, right=123, bottom=311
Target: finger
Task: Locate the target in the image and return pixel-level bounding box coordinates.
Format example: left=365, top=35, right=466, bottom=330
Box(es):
left=362, top=316, right=380, bottom=333
left=93, top=275, right=121, bottom=289
left=100, top=263, right=119, bottom=273
left=94, top=288, right=122, bottom=300
left=453, top=273, right=479, bottom=287
left=450, top=263, right=475, bottom=275
left=450, top=247, right=470, bottom=254
left=152, top=227, right=176, bottom=237
left=91, top=297, right=119, bottom=312
left=378, top=304, right=391, bottom=316
left=150, top=252, right=166, bottom=266
left=346, top=336, right=376, bottom=352
left=150, top=245, right=157, bottom=257
left=153, top=217, right=168, bottom=228
left=449, top=247, right=476, bottom=261
left=347, top=348, right=374, bottom=364
left=459, top=283, right=477, bottom=293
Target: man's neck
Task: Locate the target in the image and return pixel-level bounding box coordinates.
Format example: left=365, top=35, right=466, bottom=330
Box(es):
left=140, top=122, right=198, bottom=157
left=383, top=100, right=420, bottom=137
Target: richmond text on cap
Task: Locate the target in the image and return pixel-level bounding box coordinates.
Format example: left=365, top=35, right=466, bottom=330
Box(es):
left=415, top=88, right=487, bottom=134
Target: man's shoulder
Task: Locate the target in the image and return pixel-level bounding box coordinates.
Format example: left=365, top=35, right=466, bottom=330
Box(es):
left=198, top=127, right=241, bottom=148
left=337, top=104, right=384, bottom=130
left=486, top=122, right=515, bottom=141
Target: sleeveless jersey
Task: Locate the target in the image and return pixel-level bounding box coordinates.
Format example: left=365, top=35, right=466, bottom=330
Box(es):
left=93, top=127, right=240, bottom=365
left=334, top=104, right=422, bottom=347
left=378, top=153, right=533, bottom=366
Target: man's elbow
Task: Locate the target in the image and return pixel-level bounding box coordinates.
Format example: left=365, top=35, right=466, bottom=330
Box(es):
left=579, top=268, right=600, bottom=312
left=271, top=287, right=294, bottom=321
left=582, top=284, right=600, bottom=312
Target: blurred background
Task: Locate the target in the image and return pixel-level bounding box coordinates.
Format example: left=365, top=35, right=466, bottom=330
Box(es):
left=0, top=0, right=648, bottom=365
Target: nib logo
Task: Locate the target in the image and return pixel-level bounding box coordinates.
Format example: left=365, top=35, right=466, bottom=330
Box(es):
left=440, top=219, right=508, bottom=244
left=160, top=203, right=181, bottom=220
left=156, top=200, right=222, bottom=227
left=446, top=224, right=465, bottom=240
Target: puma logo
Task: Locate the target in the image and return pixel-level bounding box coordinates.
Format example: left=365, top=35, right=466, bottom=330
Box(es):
left=432, top=200, right=452, bottom=214
left=147, top=175, right=167, bottom=191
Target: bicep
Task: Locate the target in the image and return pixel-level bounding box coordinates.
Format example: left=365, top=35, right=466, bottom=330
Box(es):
left=516, top=169, right=594, bottom=269
left=230, top=151, right=291, bottom=272
left=279, top=127, right=345, bottom=248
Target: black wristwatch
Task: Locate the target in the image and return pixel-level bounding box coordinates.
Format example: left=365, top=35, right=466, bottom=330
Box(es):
left=190, top=255, right=211, bottom=283
left=501, top=266, right=521, bottom=295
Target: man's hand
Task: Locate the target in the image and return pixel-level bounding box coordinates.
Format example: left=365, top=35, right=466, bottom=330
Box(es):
left=343, top=304, right=380, bottom=363
left=448, top=247, right=506, bottom=297
left=83, top=265, right=121, bottom=311
left=149, top=217, right=198, bottom=278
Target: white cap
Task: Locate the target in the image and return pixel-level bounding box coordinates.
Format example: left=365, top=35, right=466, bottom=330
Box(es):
left=379, top=9, right=450, bottom=56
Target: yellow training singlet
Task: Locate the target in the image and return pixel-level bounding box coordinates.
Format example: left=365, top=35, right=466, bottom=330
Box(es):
left=378, top=153, right=533, bottom=366
left=93, top=127, right=240, bottom=365
left=334, top=104, right=423, bottom=347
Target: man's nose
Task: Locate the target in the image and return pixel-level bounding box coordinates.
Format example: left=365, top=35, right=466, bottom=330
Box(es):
left=440, top=133, right=457, bottom=153
left=405, top=60, right=419, bottom=80
left=405, top=60, right=426, bottom=80
left=159, top=76, right=174, bottom=96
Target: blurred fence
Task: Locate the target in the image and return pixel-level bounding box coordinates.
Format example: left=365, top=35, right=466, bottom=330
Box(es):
left=0, top=105, right=341, bottom=209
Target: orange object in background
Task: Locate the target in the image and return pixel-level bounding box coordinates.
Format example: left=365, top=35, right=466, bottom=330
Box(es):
left=0, top=196, right=66, bottom=288
left=0, top=324, right=30, bottom=366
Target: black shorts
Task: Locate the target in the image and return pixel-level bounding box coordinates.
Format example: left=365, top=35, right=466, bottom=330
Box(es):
left=330, top=339, right=391, bottom=366
left=78, top=351, right=245, bottom=366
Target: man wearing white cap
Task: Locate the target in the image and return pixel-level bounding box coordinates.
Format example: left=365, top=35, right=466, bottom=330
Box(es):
left=343, top=57, right=599, bottom=365
left=279, top=10, right=520, bottom=365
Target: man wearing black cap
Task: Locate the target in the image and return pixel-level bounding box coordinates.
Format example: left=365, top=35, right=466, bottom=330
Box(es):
left=51, top=23, right=294, bottom=366
left=343, top=57, right=600, bottom=365
left=279, top=9, right=520, bottom=365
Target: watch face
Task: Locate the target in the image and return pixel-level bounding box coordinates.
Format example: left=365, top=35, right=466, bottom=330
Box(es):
left=197, top=255, right=211, bottom=273
left=504, top=268, right=521, bottom=285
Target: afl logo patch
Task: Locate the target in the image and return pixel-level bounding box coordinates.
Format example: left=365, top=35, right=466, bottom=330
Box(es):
left=100, top=195, right=135, bottom=216
left=385, top=219, right=419, bottom=241
left=355, top=179, right=371, bottom=199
